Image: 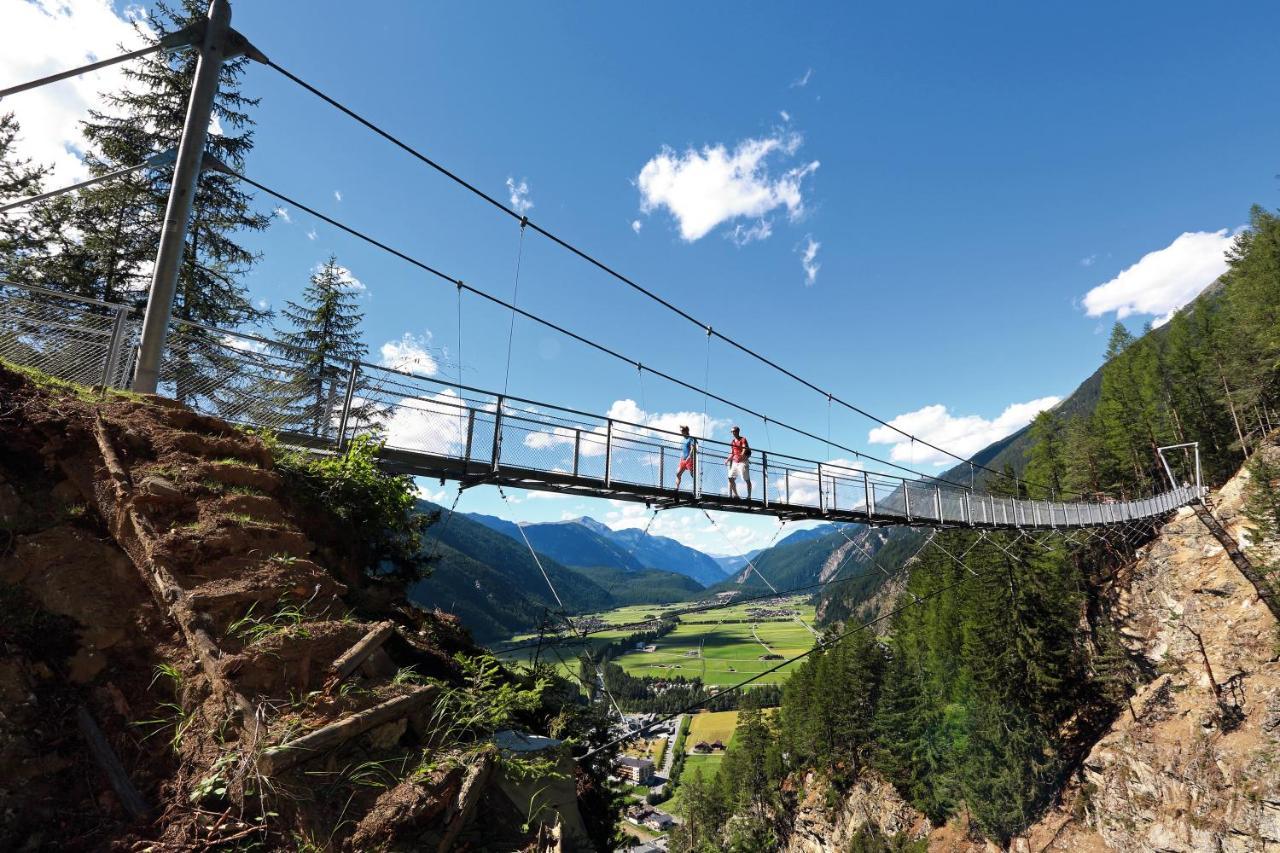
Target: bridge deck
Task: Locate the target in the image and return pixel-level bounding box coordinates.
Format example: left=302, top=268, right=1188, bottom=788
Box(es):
left=0, top=280, right=1201, bottom=532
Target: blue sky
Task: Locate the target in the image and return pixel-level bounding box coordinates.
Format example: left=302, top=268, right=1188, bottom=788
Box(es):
left=5, top=0, right=1279, bottom=553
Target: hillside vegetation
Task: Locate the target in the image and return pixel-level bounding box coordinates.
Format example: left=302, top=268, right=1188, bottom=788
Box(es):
left=668, top=204, right=1280, bottom=851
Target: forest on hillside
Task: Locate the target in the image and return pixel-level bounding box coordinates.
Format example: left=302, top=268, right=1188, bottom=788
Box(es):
left=669, top=205, right=1280, bottom=851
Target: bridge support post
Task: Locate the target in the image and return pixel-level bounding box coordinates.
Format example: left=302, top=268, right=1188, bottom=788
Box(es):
left=817, top=463, right=825, bottom=513
left=464, top=410, right=476, bottom=462
left=491, top=395, right=504, bottom=472
left=904, top=483, right=912, bottom=522
left=761, top=452, right=768, bottom=508
left=573, top=429, right=581, bottom=477
left=335, top=360, right=359, bottom=451
left=101, top=307, right=129, bottom=389
left=864, top=473, right=873, bottom=519
left=963, top=491, right=971, bottom=525
left=604, top=419, right=613, bottom=487
left=934, top=487, right=942, bottom=523
left=133, top=0, right=233, bottom=394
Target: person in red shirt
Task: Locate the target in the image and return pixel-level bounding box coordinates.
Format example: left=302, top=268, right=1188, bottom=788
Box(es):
left=726, top=426, right=752, bottom=500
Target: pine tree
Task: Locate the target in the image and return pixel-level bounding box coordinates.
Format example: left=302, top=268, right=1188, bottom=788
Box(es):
left=51, top=0, right=269, bottom=398
left=0, top=113, right=55, bottom=285
left=271, top=256, right=367, bottom=437
left=1024, top=411, right=1067, bottom=499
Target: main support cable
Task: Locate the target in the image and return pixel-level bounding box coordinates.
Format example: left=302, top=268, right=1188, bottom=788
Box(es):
left=0, top=152, right=174, bottom=214
left=701, top=509, right=817, bottom=636
left=222, top=167, right=964, bottom=488
left=582, top=528, right=1022, bottom=760
left=493, top=518, right=931, bottom=659
left=1, top=44, right=165, bottom=99
left=496, top=486, right=627, bottom=721
left=262, top=58, right=1086, bottom=499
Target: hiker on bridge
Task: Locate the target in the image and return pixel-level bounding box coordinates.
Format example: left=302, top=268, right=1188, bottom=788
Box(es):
left=727, top=426, right=752, bottom=500
left=675, top=425, right=697, bottom=493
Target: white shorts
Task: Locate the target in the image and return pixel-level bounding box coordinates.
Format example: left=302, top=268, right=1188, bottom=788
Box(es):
left=728, top=461, right=749, bottom=481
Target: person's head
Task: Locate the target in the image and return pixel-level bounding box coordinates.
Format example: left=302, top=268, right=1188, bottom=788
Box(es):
left=731, top=426, right=740, bottom=437
left=680, top=425, right=689, bottom=436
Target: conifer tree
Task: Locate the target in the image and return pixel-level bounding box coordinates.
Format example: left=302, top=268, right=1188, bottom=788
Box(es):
left=54, top=0, right=269, bottom=398
left=272, top=256, right=368, bottom=437
left=0, top=113, right=54, bottom=284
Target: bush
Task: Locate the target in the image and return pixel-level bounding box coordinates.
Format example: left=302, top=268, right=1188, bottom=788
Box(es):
left=267, top=433, right=432, bottom=581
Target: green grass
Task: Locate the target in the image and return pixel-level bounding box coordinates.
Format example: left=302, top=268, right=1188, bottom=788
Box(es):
left=685, top=710, right=737, bottom=748
left=494, top=596, right=818, bottom=688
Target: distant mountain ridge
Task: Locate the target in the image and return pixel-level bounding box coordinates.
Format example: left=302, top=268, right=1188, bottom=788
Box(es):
left=466, top=512, right=728, bottom=587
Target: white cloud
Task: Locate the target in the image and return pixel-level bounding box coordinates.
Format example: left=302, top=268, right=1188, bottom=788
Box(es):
left=799, top=236, right=820, bottom=285
left=729, top=219, right=773, bottom=246
left=791, top=68, right=813, bottom=88
left=868, top=397, right=1062, bottom=467
left=306, top=228, right=317, bottom=241
left=272, top=206, right=291, bottom=223
left=605, top=399, right=728, bottom=441
left=220, top=334, right=267, bottom=355
left=413, top=479, right=446, bottom=503
left=380, top=332, right=439, bottom=376
left=378, top=388, right=469, bottom=456
left=1080, top=253, right=1097, bottom=267
left=636, top=130, right=819, bottom=242
left=631, top=219, right=643, bottom=235
left=506, top=177, right=533, bottom=215
left=324, top=262, right=365, bottom=293
left=254, top=298, right=269, bottom=310
left=0, top=0, right=152, bottom=184
left=1081, top=230, right=1233, bottom=327
left=334, top=190, right=343, bottom=202
left=780, top=110, right=791, bottom=123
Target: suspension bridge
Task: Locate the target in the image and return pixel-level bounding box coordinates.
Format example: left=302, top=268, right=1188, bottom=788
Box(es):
left=0, top=2, right=1241, bottom=774
left=0, top=0, right=1203, bottom=538
left=0, top=280, right=1201, bottom=532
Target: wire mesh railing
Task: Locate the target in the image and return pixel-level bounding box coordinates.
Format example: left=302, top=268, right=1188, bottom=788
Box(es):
left=0, top=281, right=1203, bottom=529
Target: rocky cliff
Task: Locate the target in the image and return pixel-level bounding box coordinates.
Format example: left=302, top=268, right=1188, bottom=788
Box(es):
left=782, top=447, right=1280, bottom=852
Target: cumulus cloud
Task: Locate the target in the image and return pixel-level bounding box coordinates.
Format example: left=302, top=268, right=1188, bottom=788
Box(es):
left=791, top=68, right=813, bottom=88
left=380, top=332, right=439, bottom=376
left=799, top=236, right=821, bottom=285
left=378, top=388, right=471, bottom=456
left=0, top=0, right=151, bottom=184
left=1080, top=253, right=1097, bottom=267
left=780, top=110, right=791, bottom=123
left=306, top=228, right=317, bottom=241
left=413, top=479, right=446, bottom=503
left=506, top=177, right=533, bottom=214
left=631, top=219, right=643, bottom=235
left=636, top=130, right=819, bottom=242
left=868, top=397, right=1062, bottom=467
left=1082, top=230, right=1233, bottom=327
left=272, top=206, right=291, bottom=223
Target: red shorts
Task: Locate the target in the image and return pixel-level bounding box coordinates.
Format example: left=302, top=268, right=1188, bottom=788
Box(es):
left=678, top=457, right=695, bottom=474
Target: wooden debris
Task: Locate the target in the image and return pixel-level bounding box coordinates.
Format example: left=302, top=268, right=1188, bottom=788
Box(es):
left=327, top=621, right=395, bottom=691
left=258, top=685, right=438, bottom=775
left=436, top=753, right=494, bottom=853
left=75, top=705, right=150, bottom=820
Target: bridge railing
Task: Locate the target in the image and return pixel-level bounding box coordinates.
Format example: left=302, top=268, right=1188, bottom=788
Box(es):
left=0, top=281, right=1202, bottom=528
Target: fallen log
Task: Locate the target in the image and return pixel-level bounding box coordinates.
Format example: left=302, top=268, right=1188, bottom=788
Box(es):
left=258, top=685, right=438, bottom=775
left=327, top=621, right=394, bottom=691
left=436, top=754, right=493, bottom=853
left=75, top=705, right=150, bottom=820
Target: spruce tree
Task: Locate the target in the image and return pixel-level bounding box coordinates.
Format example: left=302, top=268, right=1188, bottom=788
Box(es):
left=272, top=256, right=367, bottom=437
left=0, top=113, right=54, bottom=285
left=56, top=0, right=269, bottom=398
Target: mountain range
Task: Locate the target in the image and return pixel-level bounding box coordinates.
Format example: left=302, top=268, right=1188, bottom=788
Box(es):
left=466, top=512, right=729, bottom=587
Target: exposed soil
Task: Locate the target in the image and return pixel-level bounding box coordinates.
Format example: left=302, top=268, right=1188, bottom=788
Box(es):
left=0, top=364, right=589, bottom=851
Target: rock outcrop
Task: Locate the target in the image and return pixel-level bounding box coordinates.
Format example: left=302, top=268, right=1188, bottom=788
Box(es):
left=1026, top=447, right=1280, bottom=852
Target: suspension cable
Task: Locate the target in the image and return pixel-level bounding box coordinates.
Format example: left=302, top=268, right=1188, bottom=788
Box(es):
left=582, top=528, right=1027, bottom=760
left=502, top=217, right=528, bottom=396
left=491, top=522, right=921, bottom=657
left=0, top=154, right=171, bottom=214
left=262, top=58, right=1085, bottom=498
left=0, top=44, right=165, bottom=99
left=701, top=509, right=817, bottom=636
left=222, top=167, right=968, bottom=488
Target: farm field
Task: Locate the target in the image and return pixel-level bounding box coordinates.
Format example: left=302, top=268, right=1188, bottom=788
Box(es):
left=685, top=710, right=738, bottom=748
left=494, top=596, right=817, bottom=690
